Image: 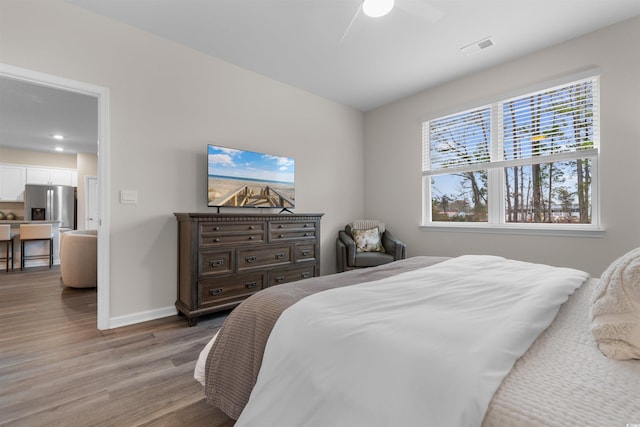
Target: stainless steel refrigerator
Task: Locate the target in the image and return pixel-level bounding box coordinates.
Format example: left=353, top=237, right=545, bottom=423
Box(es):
left=24, top=184, right=76, bottom=230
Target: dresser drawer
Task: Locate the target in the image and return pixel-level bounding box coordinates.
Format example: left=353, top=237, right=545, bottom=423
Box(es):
left=200, top=222, right=265, bottom=246
left=270, top=229, right=317, bottom=241
left=201, top=222, right=264, bottom=234
left=198, top=249, right=233, bottom=276
left=237, top=245, right=292, bottom=271
left=295, top=243, right=316, bottom=261
left=268, top=264, right=315, bottom=287
left=270, top=221, right=317, bottom=242
left=199, top=272, right=265, bottom=307
left=201, top=231, right=265, bottom=246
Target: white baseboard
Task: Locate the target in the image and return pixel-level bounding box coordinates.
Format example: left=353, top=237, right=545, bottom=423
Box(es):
left=108, top=305, right=177, bottom=329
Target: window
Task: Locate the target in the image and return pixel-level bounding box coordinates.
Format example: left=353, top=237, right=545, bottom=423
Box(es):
left=422, top=74, right=599, bottom=230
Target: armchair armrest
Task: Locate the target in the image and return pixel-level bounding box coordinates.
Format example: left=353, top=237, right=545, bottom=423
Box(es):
left=338, top=230, right=358, bottom=266
left=382, top=230, right=407, bottom=260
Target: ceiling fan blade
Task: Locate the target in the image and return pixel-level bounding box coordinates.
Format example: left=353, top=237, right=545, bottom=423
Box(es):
left=396, top=0, right=444, bottom=24
left=339, top=4, right=362, bottom=43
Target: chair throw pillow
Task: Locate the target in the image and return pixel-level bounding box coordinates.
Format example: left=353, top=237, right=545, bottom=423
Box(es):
left=590, top=247, right=640, bottom=360
left=351, top=227, right=385, bottom=253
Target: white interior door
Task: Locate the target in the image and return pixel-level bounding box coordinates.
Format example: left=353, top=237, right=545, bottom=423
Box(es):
left=86, top=176, right=99, bottom=230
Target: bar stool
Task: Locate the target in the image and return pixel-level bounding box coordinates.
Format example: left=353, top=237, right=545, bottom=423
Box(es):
left=0, top=225, right=15, bottom=272
left=20, top=224, right=53, bottom=270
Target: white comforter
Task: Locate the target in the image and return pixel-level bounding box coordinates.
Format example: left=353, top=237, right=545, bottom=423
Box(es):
left=235, top=255, right=589, bottom=427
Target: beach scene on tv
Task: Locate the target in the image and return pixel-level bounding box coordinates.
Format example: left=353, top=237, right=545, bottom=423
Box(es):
left=208, top=145, right=295, bottom=208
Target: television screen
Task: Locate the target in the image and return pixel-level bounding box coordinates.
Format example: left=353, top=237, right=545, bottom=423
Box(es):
left=207, top=144, right=295, bottom=208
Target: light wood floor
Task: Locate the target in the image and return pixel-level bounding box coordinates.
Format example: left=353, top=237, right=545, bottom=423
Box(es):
left=0, top=267, right=236, bottom=427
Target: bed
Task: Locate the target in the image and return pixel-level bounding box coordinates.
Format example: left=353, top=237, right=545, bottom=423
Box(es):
left=195, top=255, right=640, bottom=426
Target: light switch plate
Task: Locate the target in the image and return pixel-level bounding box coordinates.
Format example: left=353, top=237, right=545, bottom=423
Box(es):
left=120, top=190, right=138, bottom=204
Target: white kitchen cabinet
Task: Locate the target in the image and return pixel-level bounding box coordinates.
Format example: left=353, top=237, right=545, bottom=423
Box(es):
left=25, top=167, right=50, bottom=185
left=26, top=167, right=77, bottom=186
left=0, top=165, right=27, bottom=201
left=48, top=168, right=76, bottom=186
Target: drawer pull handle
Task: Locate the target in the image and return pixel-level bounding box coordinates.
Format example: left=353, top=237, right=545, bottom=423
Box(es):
left=209, top=288, right=223, bottom=296
left=245, top=282, right=257, bottom=289
left=248, top=236, right=255, bottom=240
left=278, top=224, right=284, bottom=228
left=301, top=249, right=311, bottom=256
left=304, top=224, right=309, bottom=228
left=209, top=259, right=224, bottom=267
left=214, top=226, right=221, bottom=231
left=301, top=272, right=311, bottom=279
left=304, top=233, right=311, bottom=237
left=279, top=234, right=284, bottom=238
left=275, top=276, right=286, bottom=283
left=214, top=238, right=220, bottom=243
left=276, top=253, right=286, bottom=259
left=245, top=256, right=257, bottom=263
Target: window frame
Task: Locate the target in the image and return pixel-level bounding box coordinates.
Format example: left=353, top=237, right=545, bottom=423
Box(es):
left=421, top=70, right=604, bottom=237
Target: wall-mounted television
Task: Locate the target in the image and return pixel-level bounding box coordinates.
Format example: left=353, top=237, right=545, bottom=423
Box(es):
left=207, top=144, right=295, bottom=209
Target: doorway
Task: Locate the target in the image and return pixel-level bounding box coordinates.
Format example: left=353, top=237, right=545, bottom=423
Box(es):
left=0, top=63, right=110, bottom=330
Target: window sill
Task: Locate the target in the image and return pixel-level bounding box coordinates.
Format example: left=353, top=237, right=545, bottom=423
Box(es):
left=419, top=223, right=605, bottom=238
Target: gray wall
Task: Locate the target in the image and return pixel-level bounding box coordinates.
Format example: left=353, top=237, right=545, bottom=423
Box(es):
left=363, top=16, right=640, bottom=277
left=0, top=0, right=365, bottom=323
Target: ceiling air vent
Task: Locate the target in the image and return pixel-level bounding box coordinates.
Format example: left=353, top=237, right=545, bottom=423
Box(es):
left=460, top=37, right=494, bottom=56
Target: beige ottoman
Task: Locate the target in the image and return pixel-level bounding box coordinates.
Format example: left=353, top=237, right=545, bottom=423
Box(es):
left=60, top=229, right=97, bottom=288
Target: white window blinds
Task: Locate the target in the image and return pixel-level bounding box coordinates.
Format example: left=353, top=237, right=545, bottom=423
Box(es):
left=502, top=77, right=599, bottom=163
left=423, top=106, right=491, bottom=172
left=423, top=75, right=599, bottom=174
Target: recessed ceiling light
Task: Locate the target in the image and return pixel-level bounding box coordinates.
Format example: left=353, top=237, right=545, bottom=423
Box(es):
left=53, top=134, right=64, bottom=140
left=55, top=147, right=64, bottom=152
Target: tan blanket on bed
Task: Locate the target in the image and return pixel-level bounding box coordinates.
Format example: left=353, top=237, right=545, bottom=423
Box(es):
left=204, top=256, right=450, bottom=419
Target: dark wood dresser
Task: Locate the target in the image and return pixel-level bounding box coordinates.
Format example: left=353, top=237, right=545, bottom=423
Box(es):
left=174, top=212, right=323, bottom=325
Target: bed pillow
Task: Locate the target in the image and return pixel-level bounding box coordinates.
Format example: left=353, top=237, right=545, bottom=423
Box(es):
left=351, top=227, right=385, bottom=253
left=590, top=247, right=640, bottom=360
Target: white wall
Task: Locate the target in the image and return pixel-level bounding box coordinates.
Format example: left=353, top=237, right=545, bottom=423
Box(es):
left=0, top=0, right=364, bottom=323
left=364, top=16, right=640, bottom=277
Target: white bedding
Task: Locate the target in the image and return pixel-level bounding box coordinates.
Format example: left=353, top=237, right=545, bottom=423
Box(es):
left=234, top=255, right=589, bottom=427
left=483, top=278, right=640, bottom=426
left=195, top=330, right=218, bottom=386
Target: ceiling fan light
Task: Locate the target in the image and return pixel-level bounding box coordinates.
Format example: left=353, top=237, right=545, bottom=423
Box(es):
left=363, top=0, right=394, bottom=18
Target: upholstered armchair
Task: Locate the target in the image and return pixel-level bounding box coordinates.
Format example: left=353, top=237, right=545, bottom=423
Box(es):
left=336, top=220, right=406, bottom=273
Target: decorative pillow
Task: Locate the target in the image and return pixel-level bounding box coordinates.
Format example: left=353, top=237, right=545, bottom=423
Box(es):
left=351, top=227, right=385, bottom=253
left=590, top=247, right=640, bottom=360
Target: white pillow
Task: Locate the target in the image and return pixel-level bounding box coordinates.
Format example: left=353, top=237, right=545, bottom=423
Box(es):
left=590, top=247, right=640, bottom=360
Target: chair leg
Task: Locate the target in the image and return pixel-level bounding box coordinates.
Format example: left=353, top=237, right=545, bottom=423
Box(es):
left=20, top=238, right=54, bottom=270
left=3, top=240, right=8, bottom=272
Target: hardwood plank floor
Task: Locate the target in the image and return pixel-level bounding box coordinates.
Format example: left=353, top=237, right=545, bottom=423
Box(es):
left=0, top=267, right=235, bottom=427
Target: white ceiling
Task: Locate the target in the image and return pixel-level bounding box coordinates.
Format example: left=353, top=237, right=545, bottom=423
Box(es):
left=0, top=76, right=98, bottom=155
left=1, top=0, right=639, bottom=155
left=69, top=0, right=640, bottom=111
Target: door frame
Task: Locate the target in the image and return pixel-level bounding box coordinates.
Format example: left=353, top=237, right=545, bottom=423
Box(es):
left=1, top=63, right=111, bottom=330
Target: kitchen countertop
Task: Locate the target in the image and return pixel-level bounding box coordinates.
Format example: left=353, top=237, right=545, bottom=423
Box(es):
left=0, top=220, right=62, bottom=224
